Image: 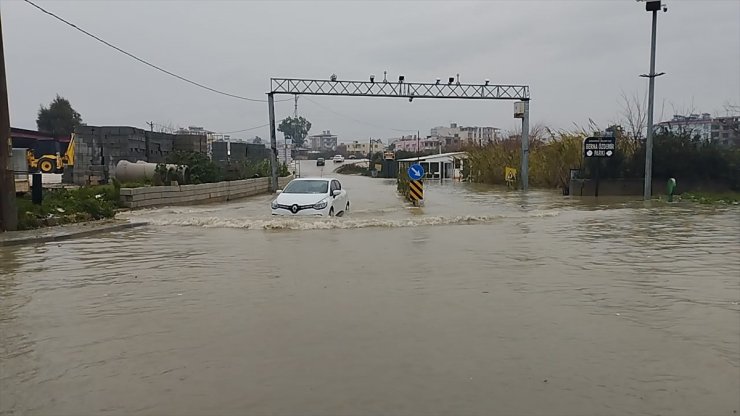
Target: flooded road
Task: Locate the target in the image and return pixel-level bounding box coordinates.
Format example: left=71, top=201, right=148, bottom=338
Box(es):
left=2, top=162, right=739, bottom=416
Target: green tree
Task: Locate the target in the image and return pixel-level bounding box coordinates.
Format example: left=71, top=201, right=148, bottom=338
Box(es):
left=277, top=116, right=311, bottom=148
left=37, top=95, right=83, bottom=136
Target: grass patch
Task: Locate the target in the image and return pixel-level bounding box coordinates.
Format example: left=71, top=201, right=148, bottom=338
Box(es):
left=16, top=185, right=121, bottom=230
left=335, top=164, right=369, bottom=175
left=113, top=178, right=153, bottom=189
left=680, top=192, right=740, bottom=205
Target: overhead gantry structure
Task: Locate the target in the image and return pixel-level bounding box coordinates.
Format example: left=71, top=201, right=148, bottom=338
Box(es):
left=266, top=75, right=530, bottom=191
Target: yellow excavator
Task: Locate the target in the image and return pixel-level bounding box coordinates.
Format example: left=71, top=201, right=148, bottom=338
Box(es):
left=27, top=133, right=76, bottom=173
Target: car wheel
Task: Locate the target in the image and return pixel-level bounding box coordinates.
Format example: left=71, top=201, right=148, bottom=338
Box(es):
left=329, top=207, right=335, bottom=217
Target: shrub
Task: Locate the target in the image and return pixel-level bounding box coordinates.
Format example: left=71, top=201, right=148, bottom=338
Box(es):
left=16, top=185, right=120, bottom=230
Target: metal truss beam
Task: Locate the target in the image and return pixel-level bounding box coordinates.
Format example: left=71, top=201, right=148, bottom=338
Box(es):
left=270, top=78, right=529, bottom=100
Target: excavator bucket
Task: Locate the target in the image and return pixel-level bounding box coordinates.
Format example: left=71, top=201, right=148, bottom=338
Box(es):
left=64, top=133, right=75, bottom=166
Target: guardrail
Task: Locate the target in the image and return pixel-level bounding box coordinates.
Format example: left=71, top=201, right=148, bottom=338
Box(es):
left=119, top=176, right=293, bottom=208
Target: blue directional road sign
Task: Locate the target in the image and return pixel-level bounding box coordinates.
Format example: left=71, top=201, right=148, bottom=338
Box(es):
left=407, top=163, right=425, bottom=180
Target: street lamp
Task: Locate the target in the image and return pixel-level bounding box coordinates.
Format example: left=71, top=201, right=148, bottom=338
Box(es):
left=638, top=0, right=667, bottom=200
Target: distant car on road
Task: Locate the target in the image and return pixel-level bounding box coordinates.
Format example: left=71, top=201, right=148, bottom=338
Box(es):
left=316, top=158, right=325, bottom=166
left=271, top=177, right=350, bottom=217
left=333, top=155, right=345, bottom=163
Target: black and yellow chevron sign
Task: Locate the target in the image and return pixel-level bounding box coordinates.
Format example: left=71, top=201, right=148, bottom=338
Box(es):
left=409, top=180, right=424, bottom=201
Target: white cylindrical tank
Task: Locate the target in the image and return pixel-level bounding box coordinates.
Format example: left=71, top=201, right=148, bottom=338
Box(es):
left=114, top=160, right=184, bottom=183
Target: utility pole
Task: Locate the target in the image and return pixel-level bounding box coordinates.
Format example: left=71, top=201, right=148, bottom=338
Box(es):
left=292, top=95, right=298, bottom=164
left=416, top=130, right=420, bottom=162
left=0, top=12, right=18, bottom=231
left=641, top=0, right=666, bottom=200
left=147, top=121, right=154, bottom=132
left=520, top=100, right=530, bottom=192
left=267, top=93, right=278, bottom=192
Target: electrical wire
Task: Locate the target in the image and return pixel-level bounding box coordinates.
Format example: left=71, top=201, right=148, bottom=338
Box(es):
left=215, top=124, right=269, bottom=134
left=23, top=0, right=289, bottom=103
left=148, top=122, right=268, bottom=135
left=303, top=97, right=416, bottom=133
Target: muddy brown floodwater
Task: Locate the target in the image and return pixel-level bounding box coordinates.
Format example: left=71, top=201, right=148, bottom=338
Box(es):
left=1, top=162, right=739, bottom=416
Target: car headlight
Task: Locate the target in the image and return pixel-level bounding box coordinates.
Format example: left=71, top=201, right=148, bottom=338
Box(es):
left=313, top=199, right=328, bottom=210
left=271, top=200, right=279, bottom=209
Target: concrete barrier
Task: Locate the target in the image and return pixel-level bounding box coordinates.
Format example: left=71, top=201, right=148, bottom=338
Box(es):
left=568, top=177, right=732, bottom=197
left=119, top=175, right=293, bottom=208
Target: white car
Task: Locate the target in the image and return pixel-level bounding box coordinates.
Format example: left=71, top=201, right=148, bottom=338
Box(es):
left=332, top=155, right=345, bottom=163
left=271, top=177, right=350, bottom=217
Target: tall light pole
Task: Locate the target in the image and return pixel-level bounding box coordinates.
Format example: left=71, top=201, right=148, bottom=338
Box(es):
left=639, top=0, right=667, bottom=200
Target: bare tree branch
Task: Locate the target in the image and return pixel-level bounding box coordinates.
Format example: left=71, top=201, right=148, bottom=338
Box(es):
left=619, top=89, right=647, bottom=140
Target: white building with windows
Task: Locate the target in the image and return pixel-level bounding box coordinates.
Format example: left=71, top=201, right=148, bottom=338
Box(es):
left=656, top=113, right=739, bottom=147
left=390, top=135, right=442, bottom=152
left=277, top=139, right=293, bottom=165
left=308, top=130, right=338, bottom=151
left=430, top=123, right=499, bottom=147
left=656, top=114, right=713, bottom=141
left=346, top=140, right=385, bottom=155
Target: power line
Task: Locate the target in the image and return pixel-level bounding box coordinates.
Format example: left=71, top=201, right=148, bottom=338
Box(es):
left=23, top=0, right=288, bottom=103
left=216, top=124, right=269, bottom=134
left=145, top=121, right=268, bottom=135
left=149, top=122, right=268, bottom=135
left=303, top=97, right=416, bottom=133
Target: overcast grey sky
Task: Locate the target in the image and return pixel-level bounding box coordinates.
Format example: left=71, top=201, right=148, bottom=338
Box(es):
left=3, top=0, right=739, bottom=142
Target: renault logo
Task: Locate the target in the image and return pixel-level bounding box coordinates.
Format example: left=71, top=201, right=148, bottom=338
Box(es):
left=291, top=204, right=299, bottom=214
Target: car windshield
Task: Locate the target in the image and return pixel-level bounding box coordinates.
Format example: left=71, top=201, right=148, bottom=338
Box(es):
left=283, top=180, right=328, bottom=194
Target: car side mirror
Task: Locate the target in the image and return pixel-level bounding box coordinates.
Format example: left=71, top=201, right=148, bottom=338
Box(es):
left=332, top=190, right=341, bottom=197
left=276, top=189, right=283, bottom=194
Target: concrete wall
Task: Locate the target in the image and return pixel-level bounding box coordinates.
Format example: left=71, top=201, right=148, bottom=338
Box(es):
left=212, top=141, right=228, bottom=165
left=569, top=178, right=649, bottom=197
left=230, top=142, right=247, bottom=163
left=119, top=176, right=293, bottom=208
left=246, top=143, right=270, bottom=162
left=568, top=177, right=731, bottom=197
left=72, top=126, right=207, bottom=185
left=210, top=141, right=268, bottom=166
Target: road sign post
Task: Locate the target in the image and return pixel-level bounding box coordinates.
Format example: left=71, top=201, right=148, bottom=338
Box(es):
left=407, top=163, right=425, bottom=206
left=583, top=137, right=616, bottom=197
left=407, top=163, right=424, bottom=181
left=505, top=166, right=517, bottom=188
left=409, top=180, right=424, bottom=206
left=583, top=136, right=616, bottom=158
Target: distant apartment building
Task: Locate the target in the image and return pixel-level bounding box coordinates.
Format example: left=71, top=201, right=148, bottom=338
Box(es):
left=277, top=139, right=293, bottom=164
left=656, top=114, right=713, bottom=141
left=175, top=126, right=220, bottom=158
left=391, top=135, right=441, bottom=152
left=656, top=113, right=739, bottom=146
left=712, top=116, right=740, bottom=147
left=430, top=123, right=499, bottom=147
left=346, top=140, right=385, bottom=155
left=308, top=130, right=338, bottom=151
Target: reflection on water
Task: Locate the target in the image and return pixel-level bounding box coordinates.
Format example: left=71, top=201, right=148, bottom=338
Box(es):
left=1, top=168, right=739, bottom=415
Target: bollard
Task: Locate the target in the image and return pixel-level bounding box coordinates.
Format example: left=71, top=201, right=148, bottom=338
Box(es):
left=31, top=173, right=42, bottom=205
left=667, top=177, right=676, bottom=202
